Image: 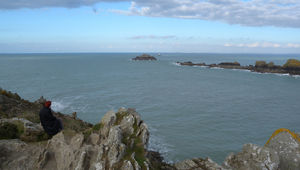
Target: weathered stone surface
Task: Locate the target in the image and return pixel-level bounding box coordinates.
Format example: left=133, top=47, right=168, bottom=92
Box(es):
left=224, top=143, right=279, bottom=170
left=175, top=157, right=224, bottom=170
left=89, top=133, right=100, bottom=145
left=120, top=160, right=134, bottom=170
left=0, top=139, right=46, bottom=170
left=265, top=132, right=300, bottom=170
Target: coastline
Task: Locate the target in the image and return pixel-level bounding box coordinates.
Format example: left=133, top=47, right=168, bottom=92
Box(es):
left=176, top=59, right=300, bottom=76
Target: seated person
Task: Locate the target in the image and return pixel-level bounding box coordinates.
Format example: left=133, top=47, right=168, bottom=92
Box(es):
left=39, top=101, right=63, bottom=136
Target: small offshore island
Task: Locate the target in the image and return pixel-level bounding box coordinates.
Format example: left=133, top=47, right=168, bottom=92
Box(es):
left=132, top=54, right=157, bottom=61
left=177, top=59, right=300, bottom=76
left=1, top=88, right=300, bottom=170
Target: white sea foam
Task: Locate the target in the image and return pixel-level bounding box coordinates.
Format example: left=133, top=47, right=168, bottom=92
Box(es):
left=51, top=95, right=83, bottom=112
left=274, top=73, right=290, bottom=77
left=172, top=62, right=181, bottom=66
left=210, top=67, right=224, bottom=70
left=231, top=68, right=251, bottom=72
left=51, top=101, right=68, bottom=112
left=148, top=127, right=174, bottom=163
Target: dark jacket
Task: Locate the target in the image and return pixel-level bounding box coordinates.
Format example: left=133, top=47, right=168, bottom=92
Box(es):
left=39, top=107, right=61, bottom=135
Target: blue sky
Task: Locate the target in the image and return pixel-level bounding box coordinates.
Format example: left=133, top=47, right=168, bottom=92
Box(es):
left=1, top=0, right=300, bottom=53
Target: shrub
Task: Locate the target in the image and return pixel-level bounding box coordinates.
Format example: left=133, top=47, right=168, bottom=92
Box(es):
left=255, top=61, right=267, bottom=67
left=283, top=59, right=300, bottom=69
left=0, top=121, right=24, bottom=139
left=92, top=123, right=103, bottom=132
left=267, top=62, right=275, bottom=68
left=0, top=89, right=21, bottom=100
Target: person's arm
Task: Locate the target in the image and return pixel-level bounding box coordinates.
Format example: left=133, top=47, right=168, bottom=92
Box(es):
left=46, top=109, right=57, bottom=121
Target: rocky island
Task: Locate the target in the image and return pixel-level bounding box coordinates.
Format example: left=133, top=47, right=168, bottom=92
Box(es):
left=1, top=88, right=300, bottom=170
left=177, top=59, right=300, bottom=76
left=132, top=54, right=157, bottom=61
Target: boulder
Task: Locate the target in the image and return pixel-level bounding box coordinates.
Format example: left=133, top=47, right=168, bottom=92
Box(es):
left=265, top=131, right=300, bottom=170
left=224, top=143, right=279, bottom=170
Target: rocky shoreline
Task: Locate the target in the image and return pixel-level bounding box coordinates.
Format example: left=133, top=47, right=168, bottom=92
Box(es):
left=1, top=89, right=300, bottom=169
left=177, top=59, right=300, bottom=76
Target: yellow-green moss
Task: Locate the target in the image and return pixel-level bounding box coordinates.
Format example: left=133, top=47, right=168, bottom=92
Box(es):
left=283, top=59, right=300, bottom=69
left=0, top=89, right=21, bottom=100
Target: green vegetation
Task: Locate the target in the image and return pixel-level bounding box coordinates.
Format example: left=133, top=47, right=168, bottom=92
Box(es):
left=0, top=110, right=8, bottom=118
left=0, top=121, right=24, bottom=139
left=283, top=59, right=300, bottom=69
left=92, top=123, right=103, bottom=131
left=268, top=62, right=275, bottom=67
left=22, top=111, right=40, bottom=123
left=83, top=123, right=103, bottom=141
left=83, top=128, right=92, bottom=141
left=115, top=111, right=129, bottom=125
left=61, top=116, right=92, bottom=132
left=36, top=132, right=49, bottom=141
left=0, top=89, right=21, bottom=100
left=255, top=61, right=267, bottom=67
left=121, top=117, right=147, bottom=170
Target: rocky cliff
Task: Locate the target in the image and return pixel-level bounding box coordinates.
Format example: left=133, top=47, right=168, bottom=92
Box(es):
left=1, top=89, right=300, bottom=170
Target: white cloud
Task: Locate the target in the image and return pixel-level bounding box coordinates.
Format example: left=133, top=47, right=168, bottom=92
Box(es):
left=224, top=42, right=300, bottom=48
left=129, top=35, right=177, bottom=40
left=286, top=43, right=300, bottom=48
left=1, top=0, right=300, bottom=28
left=116, top=0, right=300, bottom=28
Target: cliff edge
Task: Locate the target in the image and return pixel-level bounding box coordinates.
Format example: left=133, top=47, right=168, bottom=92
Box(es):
left=1, top=89, right=300, bottom=170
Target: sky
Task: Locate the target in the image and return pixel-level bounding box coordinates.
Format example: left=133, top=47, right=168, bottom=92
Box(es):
left=1, top=0, right=300, bottom=53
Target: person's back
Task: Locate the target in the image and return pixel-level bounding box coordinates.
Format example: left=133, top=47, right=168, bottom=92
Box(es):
left=39, top=101, right=63, bottom=136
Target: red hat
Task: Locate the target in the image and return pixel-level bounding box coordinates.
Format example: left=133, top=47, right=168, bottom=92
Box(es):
left=45, top=101, right=51, bottom=108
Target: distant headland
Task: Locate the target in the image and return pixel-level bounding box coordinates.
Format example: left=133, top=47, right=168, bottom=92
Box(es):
left=177, top=59, right=300, bottom=76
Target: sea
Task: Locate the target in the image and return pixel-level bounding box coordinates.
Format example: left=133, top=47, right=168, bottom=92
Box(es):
left=1, top=53, right=300, bottom=164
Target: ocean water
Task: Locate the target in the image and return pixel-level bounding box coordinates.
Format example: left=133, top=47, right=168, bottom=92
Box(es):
left=1, top=53, right=300, bottom=163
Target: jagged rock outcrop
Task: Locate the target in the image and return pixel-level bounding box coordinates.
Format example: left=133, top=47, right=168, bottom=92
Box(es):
left=223, top=144, right=279, bottom=170
left=176, top=59, right=300, bottom=76
left=132, top=54, right=157, bottom=61
left=265, top=130, right=300, bottom=170
left=174, top=130, right=300, bottom=170
left=0, top=108, right=158, bottom=170
left=1, top=89, right=300, bottom=170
